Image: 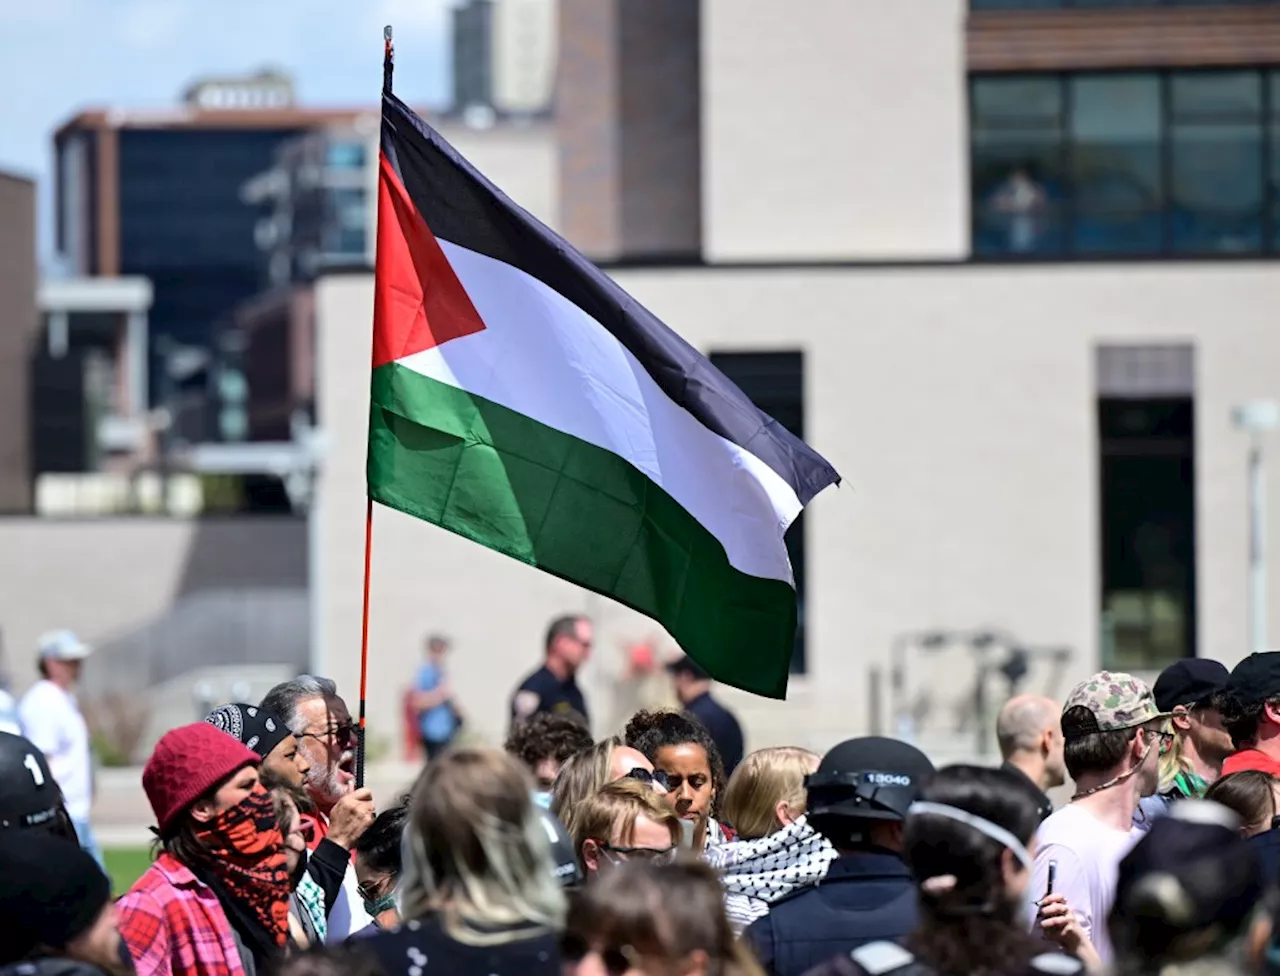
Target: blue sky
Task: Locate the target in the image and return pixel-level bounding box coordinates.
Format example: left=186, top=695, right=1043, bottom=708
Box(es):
left=0, top=0, right=453, bottom=259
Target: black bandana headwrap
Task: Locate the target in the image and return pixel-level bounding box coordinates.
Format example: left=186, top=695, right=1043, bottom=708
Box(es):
left=205, top=703, right=292, bottom=759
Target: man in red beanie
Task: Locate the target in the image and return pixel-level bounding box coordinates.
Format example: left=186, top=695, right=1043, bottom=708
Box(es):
left=118, top=723, right=292, bottom=976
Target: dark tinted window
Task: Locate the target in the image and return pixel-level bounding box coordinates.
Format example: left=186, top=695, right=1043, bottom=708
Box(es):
left=1069, top=74, right=1162, bottom=254
left=972, top=77, right=1066, bottom=255
left=1099, top=398, right=1196, bottom=669
left=119, top=129, right=299, bottom=270
left=970, top=68, right=1280, bottom=257
left=1170, top=72, right=1263, bottom=253
left=973, top=0, right=1276, bottom=8
left=117, top=128, right=307, bottom=400
left=1269, top=73, right=1280, bottom=249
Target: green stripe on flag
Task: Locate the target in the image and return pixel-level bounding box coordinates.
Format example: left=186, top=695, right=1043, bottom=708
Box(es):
left=368, top=361, right=797, bottom=699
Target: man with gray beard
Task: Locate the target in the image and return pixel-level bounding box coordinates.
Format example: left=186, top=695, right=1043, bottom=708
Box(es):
left=262, top=676, right=377, bottom=941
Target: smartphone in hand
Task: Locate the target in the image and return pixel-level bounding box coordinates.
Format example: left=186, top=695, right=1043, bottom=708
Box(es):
left=1034, top=858, right=1059, bottom=921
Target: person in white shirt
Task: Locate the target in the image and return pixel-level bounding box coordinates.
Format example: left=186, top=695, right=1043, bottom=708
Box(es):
left=1029, top=671, right=1169, bottom=966
left=18, top=630, right=98, bottom=865
left=0, top=686, right=20, bottom=736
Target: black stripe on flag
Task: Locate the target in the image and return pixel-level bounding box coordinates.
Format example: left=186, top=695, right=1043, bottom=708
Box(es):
left=380, top=93, right=840, bottom=506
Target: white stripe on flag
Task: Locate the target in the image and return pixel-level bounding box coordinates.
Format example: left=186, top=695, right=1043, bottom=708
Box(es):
left=392, top=239, right=802, bottom=586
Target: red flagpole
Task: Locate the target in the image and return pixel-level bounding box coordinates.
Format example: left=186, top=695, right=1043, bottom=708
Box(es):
left=353, top=496, right=373, bottom=788
left=356, top=26, right=393, bottom=791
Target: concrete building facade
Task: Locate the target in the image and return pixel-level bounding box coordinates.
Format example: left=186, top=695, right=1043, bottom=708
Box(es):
left=0, top=172, right=37, bottom=513
left=305, top=0, right=1280, bottom=758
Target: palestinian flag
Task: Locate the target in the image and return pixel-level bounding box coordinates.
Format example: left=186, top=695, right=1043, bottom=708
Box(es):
left=368, top=93, right=840, bottom=698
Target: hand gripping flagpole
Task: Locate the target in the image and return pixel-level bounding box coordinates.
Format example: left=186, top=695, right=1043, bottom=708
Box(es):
left=356, top=25, right=393, bottom=792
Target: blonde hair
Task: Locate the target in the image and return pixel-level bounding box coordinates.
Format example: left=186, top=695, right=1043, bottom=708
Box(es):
left=1157, top=732, right=1187, bottom=795
left=1158, top=711, right=1202, bottom=795
left=567, top=857, right=766, bottom=976
left=550, top=736, right=620, bottom=837
left=400, top=745, right=565, bottom=945
left=571, top=778, right=681, bottom=868
left=722, top=747, right=820, bottom=840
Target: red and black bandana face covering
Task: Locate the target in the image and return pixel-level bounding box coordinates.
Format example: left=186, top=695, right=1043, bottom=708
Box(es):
left=190, top=783, right=291, bottom=948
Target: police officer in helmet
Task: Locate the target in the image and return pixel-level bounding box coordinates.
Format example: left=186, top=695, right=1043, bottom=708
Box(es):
left=0, top=731, right=78, bottom=842
left=537, top=806, right=584, bottom=890
left=743, top=737, right=935, bottom=976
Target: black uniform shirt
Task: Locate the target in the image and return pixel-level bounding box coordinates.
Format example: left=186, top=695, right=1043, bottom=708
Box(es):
left=509, top=665, right=589, bottom=731
left=1000, top=762, right=1054, bottom=824
left=685, top=691, right=744, bottom=776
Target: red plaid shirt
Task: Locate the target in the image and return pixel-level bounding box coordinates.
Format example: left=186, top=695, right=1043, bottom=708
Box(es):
left=117, top=853, right=246, bottom=976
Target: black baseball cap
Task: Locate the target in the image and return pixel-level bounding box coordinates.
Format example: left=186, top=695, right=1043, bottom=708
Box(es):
left=665, top=655, right=710, bottom=680
left=805, top=736, right=935, bottom=822
left=1114, top=801, right=1261, bottom=944
left=0, top=733, right=66, bottom=833
left=0, top=831, right=112, bottom=964
left=1225, top=652, right=1280, bottom=707
left=1153, top=659, right=1229, bottom=712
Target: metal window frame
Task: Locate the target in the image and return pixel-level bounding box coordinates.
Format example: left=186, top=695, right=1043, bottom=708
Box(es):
left=968, top=66, right=1280, bottom=258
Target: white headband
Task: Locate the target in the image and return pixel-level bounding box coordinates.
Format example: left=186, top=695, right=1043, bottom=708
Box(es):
left=909, top=801, right=1033, bottom=870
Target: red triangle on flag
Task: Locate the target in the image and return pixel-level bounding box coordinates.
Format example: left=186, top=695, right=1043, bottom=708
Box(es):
left=372, top=153, right=487, bottom=368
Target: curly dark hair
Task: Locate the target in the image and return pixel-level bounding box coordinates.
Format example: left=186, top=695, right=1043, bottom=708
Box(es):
left=355, top=799, right=411, bottom=877
left=623, top=709, right=725, bottom=819
left=504, top=710, right=593, bottom=776
left=1218, top=692, right=1280, bottom=749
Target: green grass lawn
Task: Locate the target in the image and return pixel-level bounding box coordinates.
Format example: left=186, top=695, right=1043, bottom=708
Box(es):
left=104, top=846, right=152, bottom=896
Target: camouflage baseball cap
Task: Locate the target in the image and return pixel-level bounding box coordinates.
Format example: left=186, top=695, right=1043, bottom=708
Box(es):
left=1062, top=670, right=1169, bottom=738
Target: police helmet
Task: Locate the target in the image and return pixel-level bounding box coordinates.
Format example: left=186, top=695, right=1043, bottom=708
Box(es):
left=805, top=736, right=935, bottom=822
left=537, top=804, right=583, bottom=888
left=0, top=732, right=68, bottom=833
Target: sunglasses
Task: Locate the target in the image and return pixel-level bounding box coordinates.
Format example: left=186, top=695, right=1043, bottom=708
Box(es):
left=600, top=841, right=677, bottom=865
left=657, top=771, right=708, bottom=793
left=560, top=933, right=641, bottom=976
left=623, top=767, right=670, bottom=790
left=357, top=877, right=391, bottom=903
left=298, top=721, right=358, bottom=746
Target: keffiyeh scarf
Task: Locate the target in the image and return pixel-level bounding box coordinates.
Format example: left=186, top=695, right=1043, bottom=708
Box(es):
left=703, top=816, right=836, bottom=934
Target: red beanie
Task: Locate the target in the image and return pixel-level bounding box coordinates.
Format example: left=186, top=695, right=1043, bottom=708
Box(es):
left=143, top=723, right=259, bottom=835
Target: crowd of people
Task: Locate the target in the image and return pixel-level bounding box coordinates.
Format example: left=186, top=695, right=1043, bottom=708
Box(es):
left=7, top=618, right=1280, bottom=976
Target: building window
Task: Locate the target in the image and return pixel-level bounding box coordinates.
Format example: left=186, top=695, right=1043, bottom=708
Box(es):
left=1171, top=72, right=1264, bottom=253
left=1071, top=74, right=1162, bottom=254
left=708, top=351, right=808, bottom=675
left=1269, top=72, right=1280, bottom=249
left=971, top=68, right=1280, bottom=257
left=972, top=0, right=1280, bottom=8
left=325, top=141, right=367, bottom=171
left=1097, top=346, right=1196, bottom=671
